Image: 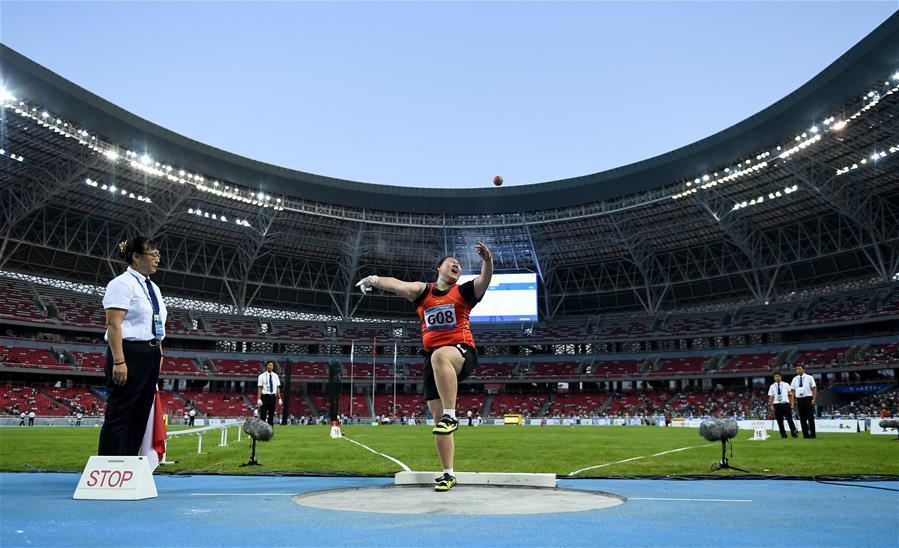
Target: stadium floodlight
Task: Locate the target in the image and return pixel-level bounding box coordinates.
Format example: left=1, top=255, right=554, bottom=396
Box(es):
left=0, top=86, right=15, bottom=102
left=832, top=120, right=847, bottom=131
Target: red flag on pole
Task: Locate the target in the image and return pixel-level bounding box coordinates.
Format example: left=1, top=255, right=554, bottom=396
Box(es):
left=140, top=389, right=166, bottom=470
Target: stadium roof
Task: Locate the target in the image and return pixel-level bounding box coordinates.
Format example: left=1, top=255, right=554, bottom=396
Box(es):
left=2, top=13, right=897, bottom=215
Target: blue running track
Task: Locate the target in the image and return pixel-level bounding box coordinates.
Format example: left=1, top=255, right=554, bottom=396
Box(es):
left=1, top=473, right=896, bottom=547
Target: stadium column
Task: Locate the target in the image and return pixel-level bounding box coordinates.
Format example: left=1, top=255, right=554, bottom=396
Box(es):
left=281, top=360, right=291, bottom=425
left=328, top=360, right=342, bottom=423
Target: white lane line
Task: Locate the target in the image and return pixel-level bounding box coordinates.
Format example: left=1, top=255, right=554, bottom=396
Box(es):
left=343, top=436, right=411, bottom=472
left=568, top=456, right=645, bottom=476
left=630, top=497, right=752, bottom=503
left=650, top=443, right=716, bottom=457
left=190, top=493, right=296, bottom=496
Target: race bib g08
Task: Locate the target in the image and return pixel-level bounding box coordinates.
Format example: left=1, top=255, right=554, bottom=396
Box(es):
left=424, top=304, right=456, bottom=331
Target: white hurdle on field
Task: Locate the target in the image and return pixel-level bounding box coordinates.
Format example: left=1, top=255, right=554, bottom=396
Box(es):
left=162, top=421, right=243, bottom=461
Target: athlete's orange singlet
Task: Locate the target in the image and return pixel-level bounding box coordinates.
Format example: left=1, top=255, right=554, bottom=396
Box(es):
left=415, top=283, right=477, bottom=351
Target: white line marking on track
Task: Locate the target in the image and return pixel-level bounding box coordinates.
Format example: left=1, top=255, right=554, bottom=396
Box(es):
left=190, top=493, right=296, bottom=496
left=629, top=497, right=752, bottom=503
left=343, top=436, right=411, bottom=472
left=569, top=456, right=645, bottom=476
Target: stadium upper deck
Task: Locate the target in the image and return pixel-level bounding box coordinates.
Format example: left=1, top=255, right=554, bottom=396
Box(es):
left=1, top=15, right=897, bottom=320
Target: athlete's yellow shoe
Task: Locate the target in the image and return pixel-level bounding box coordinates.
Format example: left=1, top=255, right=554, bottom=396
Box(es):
left=434, top=473, right=457, bottom=492
left=432, top=415, right=459, bottom=435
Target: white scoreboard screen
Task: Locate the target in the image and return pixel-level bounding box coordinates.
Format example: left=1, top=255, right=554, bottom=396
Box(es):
left=458, top=272, right=538, bottom=323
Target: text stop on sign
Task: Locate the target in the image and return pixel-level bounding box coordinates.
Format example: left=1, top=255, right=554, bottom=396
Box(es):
left=73, top=456, right=157, bottom=500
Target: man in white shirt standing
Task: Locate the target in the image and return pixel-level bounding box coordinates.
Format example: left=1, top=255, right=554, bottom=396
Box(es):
left=188, top=408, right=196, bottom=427
left=768, top=372, right=798, bottom=439
left=790, top=365, right=817, bottom=439
left=257, top=361, right=282, bottom=426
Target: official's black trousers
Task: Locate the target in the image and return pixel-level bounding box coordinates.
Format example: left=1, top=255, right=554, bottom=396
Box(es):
left=796, top=397, right=816, bottom=438
left=98, top=340, right=161, bottom=455
left=260, top=394, right=276, bottom=426
left=773, top=403, right=797, bottom=437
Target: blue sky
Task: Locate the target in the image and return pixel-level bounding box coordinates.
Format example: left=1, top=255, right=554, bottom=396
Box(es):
left=1, top=1, right=895, bottom=188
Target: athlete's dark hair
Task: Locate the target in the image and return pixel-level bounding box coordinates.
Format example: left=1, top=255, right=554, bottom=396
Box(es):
left=436, top=256, right=454, bottom=271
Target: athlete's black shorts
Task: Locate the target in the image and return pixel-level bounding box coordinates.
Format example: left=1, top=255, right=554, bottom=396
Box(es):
left=422, top=343, right=477, bottom=402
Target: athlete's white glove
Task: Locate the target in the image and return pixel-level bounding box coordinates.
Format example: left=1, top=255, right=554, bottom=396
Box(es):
left=355, top=275, right=380, bottom=294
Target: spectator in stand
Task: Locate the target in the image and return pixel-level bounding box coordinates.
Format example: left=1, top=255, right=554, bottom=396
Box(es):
left=791, top=365, right=817, bottom=439
left=881, top=406, right=890, bottom=419
left=28, top=410, right=35, bottom=426
left=98, top=237, right=167, bottom=456
left=768, top=372, right=798, bottom=439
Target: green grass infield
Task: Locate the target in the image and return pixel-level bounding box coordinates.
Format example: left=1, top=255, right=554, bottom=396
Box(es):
left=1, top=424, right=896, bottom=477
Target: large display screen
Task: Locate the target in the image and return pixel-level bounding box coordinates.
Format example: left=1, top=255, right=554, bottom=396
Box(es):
left=458, top=272, right=538, bottom=323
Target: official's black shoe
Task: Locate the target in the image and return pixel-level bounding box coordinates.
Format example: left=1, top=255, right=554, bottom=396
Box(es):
left=432, top=415, right=459, bottom=435
left=791, top=431, right=798, bottom=438
left=434, top=473, right=457, bottom=492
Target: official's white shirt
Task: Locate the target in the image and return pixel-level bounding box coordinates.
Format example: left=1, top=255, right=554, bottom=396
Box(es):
left=768, top=381, right=792, bottom=404
left=791, top=373, right=816, bottom=398
left=258, top=371, right=281, bottom=395
left=102, top=266, right=167, bottom=341
left=28, top=412, right=35, bottom=418
left=189, top=409, right=196, bottom=417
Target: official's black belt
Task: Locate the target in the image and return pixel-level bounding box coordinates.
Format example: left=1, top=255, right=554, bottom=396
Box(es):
left=122, top=339, right=160, bottom=348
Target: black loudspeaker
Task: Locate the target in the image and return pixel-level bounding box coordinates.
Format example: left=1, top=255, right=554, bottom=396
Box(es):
left=328, top=361, right=342, bottom=422
left=281, top=360, right=292, bottom=425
